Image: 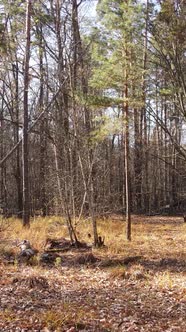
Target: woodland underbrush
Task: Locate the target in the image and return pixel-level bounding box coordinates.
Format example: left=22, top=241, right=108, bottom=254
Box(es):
left=1, top=214, right=185, bottom=257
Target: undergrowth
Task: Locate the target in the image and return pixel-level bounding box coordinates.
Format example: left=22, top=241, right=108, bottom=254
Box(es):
left=0, top=215, right=185, bottom=260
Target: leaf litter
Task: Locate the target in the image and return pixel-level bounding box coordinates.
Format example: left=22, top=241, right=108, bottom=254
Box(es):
left=0, top=215, right=186, bottom=331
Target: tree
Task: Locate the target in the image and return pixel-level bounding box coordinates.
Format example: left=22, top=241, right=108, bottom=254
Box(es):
left=90, top=0, right=145, bottom=239
left=146, top=0, right=186, bottom=211
left=22, top=0, right=32, bottom=227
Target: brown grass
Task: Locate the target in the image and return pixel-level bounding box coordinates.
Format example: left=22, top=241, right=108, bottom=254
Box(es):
left=0, top=214, right=185, bottom=259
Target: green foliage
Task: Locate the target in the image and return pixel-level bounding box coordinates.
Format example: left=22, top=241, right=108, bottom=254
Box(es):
left=33, top=1, right=54, bottom=26
left=75, top=91, right=123, bottom=108
left=89, top=0, right=145, bottom=100
left=80, top=0, right=149, bottom=149
left=97, top=0, right=144, bottom=36
left=159, top=88, right=173, bottom=96
left=90, top=114, right=123, bottom=144
left=2, top=0, right=26, bottom=16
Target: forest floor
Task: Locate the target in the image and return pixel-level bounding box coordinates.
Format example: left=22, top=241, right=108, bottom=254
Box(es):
left=0, top=215, right=186, bottom=332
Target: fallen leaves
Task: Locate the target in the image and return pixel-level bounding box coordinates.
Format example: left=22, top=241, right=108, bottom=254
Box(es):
left=0, top=262, right=186, bottom=331
left=1, top=215, right=186, bottom=331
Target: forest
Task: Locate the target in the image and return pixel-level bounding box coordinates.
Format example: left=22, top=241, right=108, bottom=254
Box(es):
left=0, top=0, right=186, bottom=331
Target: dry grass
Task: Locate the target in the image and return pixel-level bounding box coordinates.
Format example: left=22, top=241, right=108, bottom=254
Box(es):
left=40, top=306, right=87, bottom=331
left=0, top=214, right=186, bottom=258
left=0, top=216, right=68, bottom=251
left=1, top=214, right=186, bottom=289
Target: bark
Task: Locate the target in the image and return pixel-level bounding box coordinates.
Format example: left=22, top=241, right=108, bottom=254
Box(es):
left=53, top=142, right=78, bottom=244
left=0, top=82, right=7, bottom=213
left=124, top=77, right=131, bottom=241
left=38, top=23, right=47, bottom=217
left=123, top=0, right=131, bottom=241
left=142, top=0, right=149, bottom=213
left=12, top=61, right=22, bottom=217
left=134, top=108, right=142, bottom=211
left=22, top=0, right=32, bottom=227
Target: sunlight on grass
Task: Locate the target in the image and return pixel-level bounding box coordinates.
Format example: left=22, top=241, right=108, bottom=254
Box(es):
left=0, top=214, right=186, bottom=261
left=41, top=305, right=87, bottom=330
left=41, top=310, right=70, bottom=329
left=153, top=271, right=175, bottom=289
left=151, top=271, right=186, bottom=295
left=0, top=216, right=68, bottom=251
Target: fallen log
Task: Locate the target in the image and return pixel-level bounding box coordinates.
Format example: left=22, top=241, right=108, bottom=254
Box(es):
left=44, top=237, right=90, bottom=251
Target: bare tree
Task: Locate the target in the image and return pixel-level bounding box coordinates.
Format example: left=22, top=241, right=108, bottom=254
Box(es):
left=22, top=0, right=32, bottom=227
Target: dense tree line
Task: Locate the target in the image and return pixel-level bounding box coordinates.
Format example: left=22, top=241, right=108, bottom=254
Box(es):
left=0, top=0, right=185, bottom=242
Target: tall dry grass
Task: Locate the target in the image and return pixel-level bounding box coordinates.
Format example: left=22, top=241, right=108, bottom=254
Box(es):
left=0, top=215, right=185, bottom=261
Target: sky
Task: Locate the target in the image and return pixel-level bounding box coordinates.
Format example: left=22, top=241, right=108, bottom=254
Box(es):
left=80, top=0, right=98, bottom=19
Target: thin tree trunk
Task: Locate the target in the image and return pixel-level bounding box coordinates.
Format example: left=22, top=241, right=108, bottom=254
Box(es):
left=134, top=107, right=142, bottom=211
left=88, top=153, right=99, bottom=247
left=53, top=142, right=78, bottom=244
left=124, top=76, right=131, bottom=241
left=22, top=0, right=31, bottom=227
left=38, top=23, right=47, bottom=217
left=122, top=0, right=131, bottom=240
left=143, top=0, right=149, bottom=213
left=0, top=82, right=6, bottom=213
left=13, top=61, right=22, bottom=217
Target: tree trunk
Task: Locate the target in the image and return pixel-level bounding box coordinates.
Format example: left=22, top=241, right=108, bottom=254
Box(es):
left=38, top=23, right=47, bottom=217
left=13, top=61, right=22, bottom=217
left=142, top=0, right=149, bottom=213
left=22, top=0, right=31, bottom=227
left=134, top=108, right=142, bottom=211
left=0, top=82, right=7, bottom=214
left=53, top=142, right=78, bottom=244
left=124, top=78, right=131, bottom=241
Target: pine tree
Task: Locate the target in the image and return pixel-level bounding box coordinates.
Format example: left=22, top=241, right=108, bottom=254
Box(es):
left=90, top=0, right=145, bottom=239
